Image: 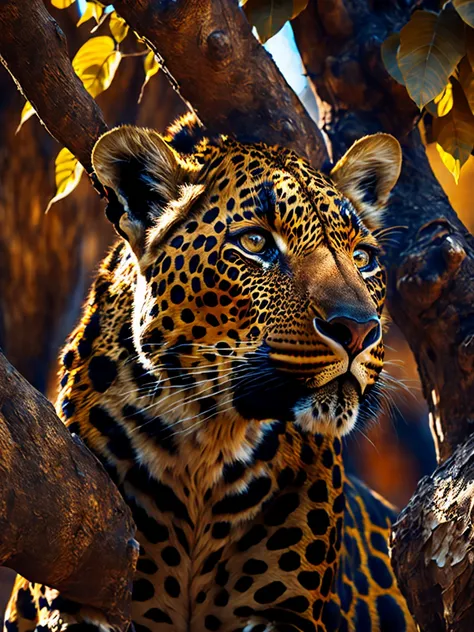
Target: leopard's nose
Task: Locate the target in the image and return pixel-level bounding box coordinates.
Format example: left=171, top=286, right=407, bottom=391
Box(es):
left=313, top=315, right=381, bottom=357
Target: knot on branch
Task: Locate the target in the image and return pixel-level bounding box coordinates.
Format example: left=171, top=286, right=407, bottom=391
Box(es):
left=279, top=118, right=297, bottom=141
left=206, top=30, right=232, bottom=64
left=396, top=219, right=467, bottom=313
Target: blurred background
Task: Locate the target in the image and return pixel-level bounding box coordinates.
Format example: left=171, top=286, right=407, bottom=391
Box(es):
left=1, top=2, right=473, bottom=618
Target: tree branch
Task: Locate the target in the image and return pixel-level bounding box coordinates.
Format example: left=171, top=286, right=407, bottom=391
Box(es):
left=391, top=433, right=474, bottom=631
left=113, top=0, right=328, bottom=166
left=0, top=0, right=107, bottom=173
left=0, top=351, right=137, bottom=632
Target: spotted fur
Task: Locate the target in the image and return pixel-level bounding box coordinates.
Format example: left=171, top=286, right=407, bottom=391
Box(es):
left=5, top=122, right=414, bottom=632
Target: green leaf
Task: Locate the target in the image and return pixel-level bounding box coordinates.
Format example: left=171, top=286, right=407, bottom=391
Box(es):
left=433, top=81, right=474, bottom=182
left=381, top=33, right=405, bottom=85
left=459, top=56, right=474, bottom=113
left=453, top=0, right=474, bottom=27
left=46, top=148, right=84, bottom=212
left=243, top=0, right=309, bottom=43
left=72, top=36, right=122, bottom=98
left=16, top=101, right=36, bottom=134
left=398, top=8, right=465, bottom=109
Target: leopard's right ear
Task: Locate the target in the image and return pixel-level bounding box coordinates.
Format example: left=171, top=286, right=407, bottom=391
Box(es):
left=92, top=126, right=195, bottom=254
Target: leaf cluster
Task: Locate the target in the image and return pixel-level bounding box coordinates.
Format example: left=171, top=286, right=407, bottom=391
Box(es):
left=19, top=0, right=160, bottom=210
left=382, top=1, right=474, bottom=182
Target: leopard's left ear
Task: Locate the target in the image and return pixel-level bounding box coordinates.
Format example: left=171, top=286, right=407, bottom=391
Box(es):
left=330, top=134, right=402, bottom=230
left=92, top=125, right=198, bottom=256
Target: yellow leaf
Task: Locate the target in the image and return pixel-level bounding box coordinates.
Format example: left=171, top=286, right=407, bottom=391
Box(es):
left=433, top=81, right=474, bottom=183
left=46, top=148, right=84, bottom=212
left=72, top=36, right=122, bottom=98
left=16, top=101, right=36, bottom=134
left=109, top=12, right=129, bottom=43
left=138, top=51, right=160, bottom=103
left=398, top=8, right=465, bottom=109
left=436, top=81, right=454, bottom=117
left=244, top=0, right=309, bottom=43
left=51, top=0, right=76, bottom=7
left=77, top=2, right=103, bottom=27
left=436, top=143, right=462, bottom=183
left=427, top=81, right=454, bottom=117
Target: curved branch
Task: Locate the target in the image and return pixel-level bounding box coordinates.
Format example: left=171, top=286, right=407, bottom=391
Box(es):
left=0, top=0, right=107, bottom=173
left=0, top=351, right=137, bottom=632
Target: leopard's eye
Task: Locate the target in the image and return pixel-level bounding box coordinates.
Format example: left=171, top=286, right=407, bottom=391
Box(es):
left=239, top=232, right=268, bottom=254
left=353, top=248, right=372, bottom=270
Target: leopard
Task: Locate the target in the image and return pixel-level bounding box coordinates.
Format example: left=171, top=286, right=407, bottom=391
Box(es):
left=4, top=117, right=416, bottom=632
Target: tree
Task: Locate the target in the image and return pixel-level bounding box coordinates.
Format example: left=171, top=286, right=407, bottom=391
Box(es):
left=0, top=0, right=473, bottom=629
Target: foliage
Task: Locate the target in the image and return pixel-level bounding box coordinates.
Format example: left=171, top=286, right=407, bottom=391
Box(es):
left=45, top=148, right=84, bottom=213
left=242, top=0, right=308, bottom=43
left=18, top=0, right=159, bottom=210
left=20, top=0, right=474, bottom=204
left=382, top=3, right=474, bottom=182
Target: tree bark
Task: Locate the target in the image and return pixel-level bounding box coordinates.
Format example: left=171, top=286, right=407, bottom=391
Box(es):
left=0, top=0, right=107, bottom=174
left=391, top=433, right=474, bottom=631
left=112, top=0, right=328, bottom=166
left=0, top=351, right=138, bottom=632
left=292, top=1, right=474, bottom=628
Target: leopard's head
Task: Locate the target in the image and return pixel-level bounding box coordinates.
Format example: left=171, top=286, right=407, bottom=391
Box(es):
left=92, top=126, right=401, bottom=438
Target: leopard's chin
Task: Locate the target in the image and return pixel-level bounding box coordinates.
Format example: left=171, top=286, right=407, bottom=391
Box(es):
left=293, top=375, right=364, bottom=437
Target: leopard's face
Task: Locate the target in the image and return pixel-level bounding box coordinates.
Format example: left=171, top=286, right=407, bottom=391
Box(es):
left=92, top=127, right=401, bottom=437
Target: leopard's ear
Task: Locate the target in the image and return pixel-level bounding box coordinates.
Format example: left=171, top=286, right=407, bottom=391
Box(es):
left=330, top=134, right=402, bottom=230
left=92, top=126, right=194, bottom=254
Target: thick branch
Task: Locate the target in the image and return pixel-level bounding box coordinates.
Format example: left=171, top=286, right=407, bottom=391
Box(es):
left=391, top=434, right=474, bottom=631
left=113, top=0, right=327, bottom=166
left=0, top=0, right=107, bottom=173
left=0, top=351, right=137, bottom=631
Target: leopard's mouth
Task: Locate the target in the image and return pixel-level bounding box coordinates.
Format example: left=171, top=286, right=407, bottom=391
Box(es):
left=266, top=335, right=348, bottom=377
left=231, top=342, right=380, bottom=432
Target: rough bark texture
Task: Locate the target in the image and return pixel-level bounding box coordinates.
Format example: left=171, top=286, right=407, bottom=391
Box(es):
left=0, top=351, right=138, bottom=631
left=292, top=1, right=474, bottom=629
left=0, top=0, right=107, bottom=173
left=100, top=0, right=328, bottom=167
left=391, top=433, right=474, bottom=631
